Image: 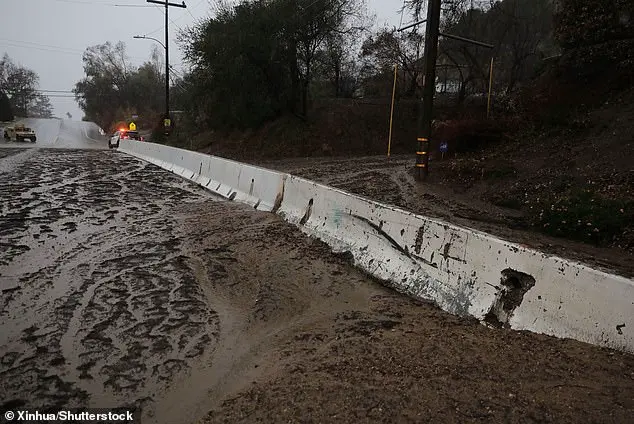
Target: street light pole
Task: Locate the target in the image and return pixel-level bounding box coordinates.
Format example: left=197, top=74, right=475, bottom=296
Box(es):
left=145, top=0, right=186, bottom=135
left=164, top=0, right=169, bottom=126
left=133, top=34, right=167, bottom=130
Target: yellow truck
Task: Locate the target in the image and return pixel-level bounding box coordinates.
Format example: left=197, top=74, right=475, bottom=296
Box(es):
left=3, top=122, right=36, bottom=143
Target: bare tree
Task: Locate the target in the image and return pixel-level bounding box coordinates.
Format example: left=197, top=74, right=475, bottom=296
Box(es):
left=288, top=0, right=368, bottom=115
left=28, top=94, right=54, bottom=119
left=360, top=28, right=424, bottom=96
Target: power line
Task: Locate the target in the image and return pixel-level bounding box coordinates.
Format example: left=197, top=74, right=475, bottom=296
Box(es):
left=144, top=0, right=203, bottom=36
left=46, top=0, right=154, bottom=6
left=169, top=65, right=186, bottom=79
left=151, top=3, right=185, bottom=32
left=0, top=42, right=83, bottom=56
left=0, top=38, right=156, bottom=61
left=399, top=0, right=406, bottom=28
left=0, top=37, right=85, bottom=53
left=187, top=0, right=205, bottom=20
left=145, top=6, right=166, bottom=37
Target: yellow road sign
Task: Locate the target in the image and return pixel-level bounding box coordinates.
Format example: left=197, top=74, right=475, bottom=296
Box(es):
left=129, top=122, right=137, bottom=131
left=163, top=118, right=171, bottom=128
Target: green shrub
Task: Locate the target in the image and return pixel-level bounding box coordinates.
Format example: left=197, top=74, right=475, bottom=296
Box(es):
left=532, top=189, right=633, bottom=245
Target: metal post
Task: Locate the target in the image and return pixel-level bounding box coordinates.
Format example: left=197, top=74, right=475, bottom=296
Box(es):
left=487, top=57, right=494, bottom=119
left=388, top=63, right=398, bottom=158
left=165, top=0, right=169, bottom=125
left=416, top=0, right=441, bottom=181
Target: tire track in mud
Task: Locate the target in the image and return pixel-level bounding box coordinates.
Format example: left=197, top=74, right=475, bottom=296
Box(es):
left=0, top=148, right=220, bottom=414
left=0, top=148, right=28, bottom=160
left=4, top=149, right=632, bottom=423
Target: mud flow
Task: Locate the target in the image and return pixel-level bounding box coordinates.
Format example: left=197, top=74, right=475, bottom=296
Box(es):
left=1, top=149, right=220, bottom=419
left=1, top=148, right=632, bottom=424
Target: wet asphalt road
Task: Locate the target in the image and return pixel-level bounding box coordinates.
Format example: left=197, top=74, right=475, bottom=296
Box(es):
left=1, top=119, right=104, bottom=150
left=0, top=146, right=223, bottom=417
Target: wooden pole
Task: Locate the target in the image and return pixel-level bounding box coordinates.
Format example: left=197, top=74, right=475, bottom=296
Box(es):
left=415, top=0, right=441, bottom=180
left=388, top=63, right=398, bottom=158
left=487, top=57, right=494, bottom=119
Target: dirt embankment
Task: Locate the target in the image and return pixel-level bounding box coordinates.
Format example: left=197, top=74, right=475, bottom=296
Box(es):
left=180, top=201, right=634, bottom=424
left=183, top=55, right=634, bottom=277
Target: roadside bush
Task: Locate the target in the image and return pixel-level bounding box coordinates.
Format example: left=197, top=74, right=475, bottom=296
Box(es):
left=151, top=126, right=167, bottom=144
left=531, top=189, right=633, bottom=246
left=0, top=91, right=13, bottom=121
left=433, top=119, right=511, bottom=153
left=554, top=0, right=634, bottom=49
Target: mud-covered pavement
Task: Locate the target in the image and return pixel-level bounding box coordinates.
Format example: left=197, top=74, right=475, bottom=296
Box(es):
left=1, top=119, right=105, bottom=150
left=1, top=148, right=220, bottom=421
left=1, top=148, right=633, bottom=423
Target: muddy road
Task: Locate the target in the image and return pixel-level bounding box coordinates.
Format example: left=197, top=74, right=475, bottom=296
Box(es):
left=0, top=148, right=223, bottom=421
left=1, top=119, right=105, bottom=150
left=1, top=147, right=633, bottom=423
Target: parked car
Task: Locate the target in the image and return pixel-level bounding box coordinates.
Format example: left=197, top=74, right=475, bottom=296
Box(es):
left=109, top=129, right=143, bottom=149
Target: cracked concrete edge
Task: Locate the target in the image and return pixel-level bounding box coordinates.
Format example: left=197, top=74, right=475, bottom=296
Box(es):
left=117, top=140, right=634, bottom=353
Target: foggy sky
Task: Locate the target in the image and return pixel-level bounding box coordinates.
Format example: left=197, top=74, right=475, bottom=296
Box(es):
left=1, top=0, right=407, bottom=120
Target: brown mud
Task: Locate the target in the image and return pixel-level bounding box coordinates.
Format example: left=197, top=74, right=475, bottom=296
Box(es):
left=1, top=148, right=632, bottom=424
left=250, top=154, right=634, bottom=278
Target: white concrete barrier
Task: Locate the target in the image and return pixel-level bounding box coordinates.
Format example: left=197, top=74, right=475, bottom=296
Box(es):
left=278, top=175, right=634, bottom=352
left=117, top=140, right=634, bottom=353
left=118, top=140, right=285, bottom=212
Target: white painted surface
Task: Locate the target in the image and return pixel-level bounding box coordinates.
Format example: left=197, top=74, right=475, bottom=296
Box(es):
left=118, top=140, right=634, bottom=353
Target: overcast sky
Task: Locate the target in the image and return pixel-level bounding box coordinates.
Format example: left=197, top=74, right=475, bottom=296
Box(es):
left=2, top=0, right=408, bottom=120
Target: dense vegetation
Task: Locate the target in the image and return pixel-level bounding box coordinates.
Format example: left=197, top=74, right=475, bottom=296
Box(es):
left=73, top=0, right=634, bottom=135
left=0, top=54, right=53, bottom=119
left=71, top=0, right=634, bottom=249
left=0, top=90, right=13, bottom=121
left=176, top=0, right=366, bottom=129
left=73, top=42, right=166, bottom=132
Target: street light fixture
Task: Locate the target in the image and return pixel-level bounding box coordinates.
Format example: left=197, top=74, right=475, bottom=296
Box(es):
left=133, top=35, right=166, bottom=50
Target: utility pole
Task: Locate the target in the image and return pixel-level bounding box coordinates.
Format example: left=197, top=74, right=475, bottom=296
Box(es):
left=401, top=0, right=493, bottom=181
left=416, top=0, right=441, bottom=181
left=146, top=0, right=186, bottom=135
